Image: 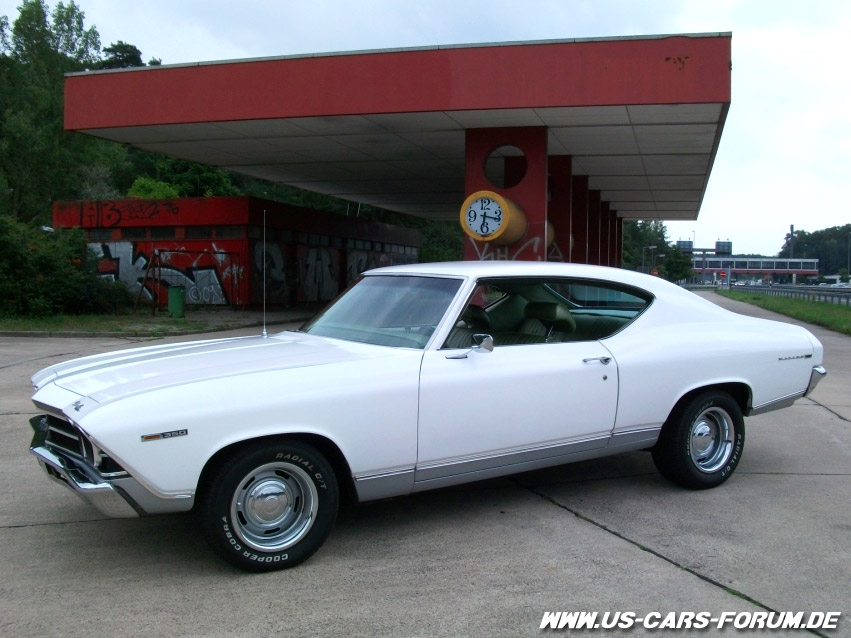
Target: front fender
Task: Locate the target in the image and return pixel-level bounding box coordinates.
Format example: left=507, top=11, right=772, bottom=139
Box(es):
left=78, top=355, right=422, bottom=497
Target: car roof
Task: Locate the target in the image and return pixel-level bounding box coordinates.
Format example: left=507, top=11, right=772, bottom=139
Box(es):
left=367, top=260, right=662, bottom=290
left=365, top=261, right=741, bottom=323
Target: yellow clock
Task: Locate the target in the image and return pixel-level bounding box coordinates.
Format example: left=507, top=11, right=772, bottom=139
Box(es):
left=459, top=190, right=527, bottom=245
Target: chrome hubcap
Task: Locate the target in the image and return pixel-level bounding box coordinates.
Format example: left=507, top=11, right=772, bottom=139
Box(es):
left=689, top=407, right=734, bottom=473
left=231, top=462, right=318, bottom=552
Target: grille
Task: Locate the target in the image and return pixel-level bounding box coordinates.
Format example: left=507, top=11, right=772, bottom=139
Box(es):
left=42, top=415, right=126, bottom=477
left=44, top=415, right=92, bottom=462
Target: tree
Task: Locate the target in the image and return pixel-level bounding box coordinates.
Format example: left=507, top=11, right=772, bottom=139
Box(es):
left=9, top=0, right=99, bottom=73
left=98, top=40, right=142, bottom=69
left=0, top=0, right=109, bottom=223
left=778, top=224, right=851, bottom=275
left=126, top=177, right=180, bottom=199
left=0, top=215, right=130, bottom=316
left=148, top=157, right=241, bottom=197
left=658, top=245, right=694, bottom=282
left=621, top=220, right=668, bottom=272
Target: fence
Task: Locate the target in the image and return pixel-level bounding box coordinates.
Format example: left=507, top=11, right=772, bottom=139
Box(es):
left=731, top=285, right=851, bottom=307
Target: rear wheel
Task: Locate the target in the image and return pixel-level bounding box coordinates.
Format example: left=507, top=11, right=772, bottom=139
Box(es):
left=198, top=440, right=338, bottom=571
left=652, top=391, right=745, bottom=489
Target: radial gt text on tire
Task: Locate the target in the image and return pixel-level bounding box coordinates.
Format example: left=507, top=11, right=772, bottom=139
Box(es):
left=198, top=439, right=339, bottom=572
left=652, top=390, right=745, bottom=490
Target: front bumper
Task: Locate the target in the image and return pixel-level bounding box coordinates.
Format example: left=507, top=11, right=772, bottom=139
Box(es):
left=29, top=416, right=193, bottom=518
left=804, top=365, right=827, bottom=397
left=30, top=437, right=140, bottom=518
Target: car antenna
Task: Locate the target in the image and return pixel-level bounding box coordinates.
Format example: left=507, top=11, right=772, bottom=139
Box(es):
left=262, top=208, right=268, bottom=339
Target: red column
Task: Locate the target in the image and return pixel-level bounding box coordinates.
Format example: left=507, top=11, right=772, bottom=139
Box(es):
left=587, top=190, right=601, bottom=265
left=600, top=202, right=611, bottom=266
left=463, top=127, right=548, bottom=261
left=570, top=176, right=589, bottom=264
left=547, top=155, right=572, bottom=262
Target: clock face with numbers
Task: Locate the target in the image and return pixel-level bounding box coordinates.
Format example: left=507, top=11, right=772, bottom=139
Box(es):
left=465, top=196, right=503, bottom=238
left=459, top=190, right=527, bottom=245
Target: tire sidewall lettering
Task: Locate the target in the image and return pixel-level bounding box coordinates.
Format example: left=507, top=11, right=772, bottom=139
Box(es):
left=221, top=514, right=294, bottom=563
left=274, top=452, right=327, bottom=489
left=220, top=516, right=242, bottom=552
left=242, top=550, right=288, bottom=563
left=721, top=430, right=744, bottom=476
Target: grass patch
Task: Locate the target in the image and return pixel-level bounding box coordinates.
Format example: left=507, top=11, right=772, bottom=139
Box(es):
left=0, top=312, right=210, bottom=336
left=717, top=289, right=851, bottom=336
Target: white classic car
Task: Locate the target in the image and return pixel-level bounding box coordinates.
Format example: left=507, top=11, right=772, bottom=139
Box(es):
left=29, top=262, right=825, bottom=571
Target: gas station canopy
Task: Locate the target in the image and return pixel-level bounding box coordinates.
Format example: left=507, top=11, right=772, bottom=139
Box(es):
left=64, top=33, right=731, bottom=222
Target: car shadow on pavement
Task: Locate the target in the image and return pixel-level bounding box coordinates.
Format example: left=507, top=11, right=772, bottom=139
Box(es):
left=24, top=452, right=664, bottom=577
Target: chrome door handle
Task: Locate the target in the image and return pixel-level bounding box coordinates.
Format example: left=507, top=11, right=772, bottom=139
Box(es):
left=582, top=356, right=612, bottom=364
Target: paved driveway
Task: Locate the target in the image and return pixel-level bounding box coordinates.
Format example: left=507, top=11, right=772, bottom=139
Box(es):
left=0, top=294, right=848, bottom=637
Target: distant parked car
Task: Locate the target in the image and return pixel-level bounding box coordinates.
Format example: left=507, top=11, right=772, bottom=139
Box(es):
left=28, top=262, right=826, bottom=571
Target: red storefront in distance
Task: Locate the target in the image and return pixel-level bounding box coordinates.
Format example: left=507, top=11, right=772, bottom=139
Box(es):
left=53, top=196, right=421, bottom=309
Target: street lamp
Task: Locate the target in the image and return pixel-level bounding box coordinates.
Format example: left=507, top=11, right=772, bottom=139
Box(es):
left=642, top=245, right=657, bottom=273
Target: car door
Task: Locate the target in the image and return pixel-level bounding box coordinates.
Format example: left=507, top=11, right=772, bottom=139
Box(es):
left=415, top=339, right=618, bottom=486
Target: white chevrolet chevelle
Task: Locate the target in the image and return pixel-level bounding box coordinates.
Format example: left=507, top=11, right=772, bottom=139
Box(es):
left=29, top=261, right=825, bottom=571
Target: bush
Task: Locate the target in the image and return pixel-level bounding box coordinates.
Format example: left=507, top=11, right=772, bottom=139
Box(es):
left=126, top=177, right=180, bottom=199
left=0, top=216, right=132, bottom=317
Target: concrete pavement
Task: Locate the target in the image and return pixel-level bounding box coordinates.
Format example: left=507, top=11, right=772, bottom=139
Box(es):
left=0, top=293, right=847, bottom=637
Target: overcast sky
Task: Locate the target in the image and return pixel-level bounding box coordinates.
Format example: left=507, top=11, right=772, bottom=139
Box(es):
left=2, top=0, right=849, bottom=256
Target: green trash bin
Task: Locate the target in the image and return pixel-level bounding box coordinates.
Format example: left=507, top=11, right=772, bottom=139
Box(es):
left=168, top=285, right=185, bottom=318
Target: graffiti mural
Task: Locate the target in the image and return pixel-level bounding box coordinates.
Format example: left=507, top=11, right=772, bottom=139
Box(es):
left=468, top=236, right=546, bottom=261
left=93, top=241, right=243, bottom=307
left=345, top=250, right=398, bottom=284
left=299, top=246, right=339, bottom=303
left=83, top=200, right=179, bottom=228
left=467, top=235, right=567, bottom=263
left=252, top=241, right=290, bottom=306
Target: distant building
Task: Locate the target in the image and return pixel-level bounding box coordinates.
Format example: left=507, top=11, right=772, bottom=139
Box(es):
left=687, top=242, right=819, bottom=283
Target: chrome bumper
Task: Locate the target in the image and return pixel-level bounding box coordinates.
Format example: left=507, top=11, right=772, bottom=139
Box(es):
left=804, top=365, right=827, bottom=397
left=30, top=441, right=140, bottom=518
left=29, top=416, right=194, bottom=518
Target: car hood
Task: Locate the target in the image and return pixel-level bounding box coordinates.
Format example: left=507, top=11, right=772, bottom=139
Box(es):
left=33, top=331, right=402, bottom=408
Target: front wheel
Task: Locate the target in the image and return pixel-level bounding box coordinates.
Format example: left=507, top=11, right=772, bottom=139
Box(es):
left=652, top=391, right=745, bottom=489
left=198, top=440, right=339, bottom=572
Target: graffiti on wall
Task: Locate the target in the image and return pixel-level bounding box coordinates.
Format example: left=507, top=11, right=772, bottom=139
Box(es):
left=252, top=241, right=291, bottom=306
left=299, top=247, right=339, bottom=303
left=251, top=242, right=342, bottom=306
left=92, top=241, right=241, bottom=306
left=467, top=236, right=566, bottom=262
left=94, top=239, right=420, bottom=308
left=84, top=201, right=179, bottom=228
left=468, top=236, right=546, bottom=261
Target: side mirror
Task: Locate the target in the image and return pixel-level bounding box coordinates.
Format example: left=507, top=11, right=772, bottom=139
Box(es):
left=445, top=333, right=494, bottom=359
left=472, top=333, right=494, bottom=353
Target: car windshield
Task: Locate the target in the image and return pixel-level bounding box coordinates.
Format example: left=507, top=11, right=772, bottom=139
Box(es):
left=302, top=275, right=463, bottom=348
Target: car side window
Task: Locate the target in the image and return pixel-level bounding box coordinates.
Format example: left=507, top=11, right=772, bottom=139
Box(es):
left=545, top=280, right=651, bottom=341
left=442, top=277, right=651, bottom=348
